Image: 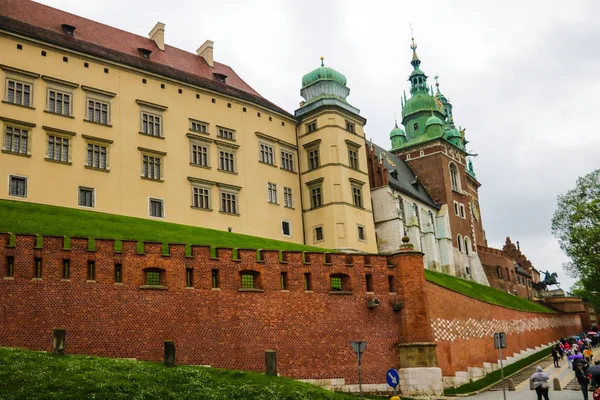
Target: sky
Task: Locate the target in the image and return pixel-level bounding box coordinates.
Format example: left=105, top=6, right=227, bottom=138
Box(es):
left=37, top=0, right=600, bottom=291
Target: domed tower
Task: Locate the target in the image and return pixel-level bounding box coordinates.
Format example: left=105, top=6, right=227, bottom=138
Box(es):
left=390, top=120, right=407, bottom=149
left=295, top=58, right=376, bottom=252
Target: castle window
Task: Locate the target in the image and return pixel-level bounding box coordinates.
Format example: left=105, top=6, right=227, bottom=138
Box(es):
left=149, top=198, right=164, bottom=218
left=428, top=211, right=436, bottom=234
left=142, top=155, right=162, bottom=180
left=345, top=120, right=355, bottom=133
left=310, top=186, right=322, bottom=209
left=240, top=271, right=259, bottom=289
left=281, top=220, right=291, bottom=237
left=259, top=143, right=275, bottom=165
left=47, top=135, right=70, bottom=163
left=145, top=270, right=161, bottom=286
left=86, top=142, right=109, bottom=170
left=114, top=264, right=122, bottom=283
left=450, top=162, right=461, bottom=191
left=496, top=266, right=503, bottom=279
left=348, top=148, right=359, bottom=169
left=78, top=187, right=95, bottom=208
left=280, top=272, right=288, bottom=290
left=357, top=225, right=366, bottom=241
left=217, top=127, right=235, bottom=141
left=190, top=141, right=209, bottom=167
left=306, top=120, right=317, bottom=133
left=220, top=190, right=238, bottom=215
left=211, top=269, right=220, bottom=288
left=47, top=89, right=71, bottom=116
left=365, top=274, right=373, bottom=292
left=413, top=203, right=420, bottom=228
left=87, top=261, right=95, bottom=281
left=388, top=275, right=395, bottom=293
left=330, top=273, right=349, bottom=292
left=281, top=150, right=295, bottom=172
left=304, top=273, right=312, bottom=291
left=308, top=148, right=320, bottom=170
left=141, top=112, right=162, bottom=137
left=186, top=268, right=194, bottom=288
left=192, top=185, right=210, bottom=210
left=219, top=150, right=235, bottom=172
left=3, top=124, right=29, bottom=155
left=413, top=123, right=418, bottom=131
left=8, top=175, right=27, bottom=198
left=313, top=226, right=324, bottom=243
left=459, top=204, right=466, bottom=219
left=6, top=79, right=32, bottom=107
left=283, top=187, right=293, bottom=208
left=34, top=258, right=42, bottom=279
left=457, top=234, right=463, bottom=252
left=190, top=120, right=208, bottom=133
left=464, top=237, right=471, bottom=255
left=352, top=186, right=363, bottom=208
left=465, top=266, right=471, bottom=276
left=6, top=256, right=14, bottom=277
left=453, top=201, right=459, bottom=216
left=87, top=99, right=110, bottom=125
left=267, top=182, right=278, bottom=204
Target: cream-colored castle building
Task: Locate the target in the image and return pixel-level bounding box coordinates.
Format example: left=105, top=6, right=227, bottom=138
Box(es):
left=0, top=0, right=376, bottom=253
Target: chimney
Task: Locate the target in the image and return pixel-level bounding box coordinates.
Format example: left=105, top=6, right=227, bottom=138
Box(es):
left=196, top=40, right=214, bottom=67
left=149, top=22, right=166, bottom=51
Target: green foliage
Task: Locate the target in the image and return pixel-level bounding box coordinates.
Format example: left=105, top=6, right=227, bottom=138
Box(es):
left=0, top=348, right=384, bottom=400
left=425, top=270, right=553, bottom=313
left=444, top=347, right=552, bottom=394
left=551, top=170, right=600, bottom=298
left=0, top=200, right=325, bottom=253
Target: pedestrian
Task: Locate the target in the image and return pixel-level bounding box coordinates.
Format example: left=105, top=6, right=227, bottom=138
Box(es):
left=531, top=366, right=550, bottom=400
left=584, top=347, right=593, bottom=363
left=576, top=362, right=590, bottom=400
left=552, top=345, right=560, bottom=368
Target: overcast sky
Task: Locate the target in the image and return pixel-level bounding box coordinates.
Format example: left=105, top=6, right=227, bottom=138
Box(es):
left=38, top=0, right=600, bottom=291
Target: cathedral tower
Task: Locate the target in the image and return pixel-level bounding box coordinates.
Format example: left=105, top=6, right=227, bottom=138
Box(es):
left=295, top=58, right=376, bottom=252
left=391, top=37, right=488, bottom=283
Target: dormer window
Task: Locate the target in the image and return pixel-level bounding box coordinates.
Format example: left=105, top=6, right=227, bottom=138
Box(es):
left=61, top=24, right=76, bottom=36
left=214, top=73, right=227, bottom=83
left=413, top=123, right=419, bottom=131
left=138, top=48, right=152, bottom=59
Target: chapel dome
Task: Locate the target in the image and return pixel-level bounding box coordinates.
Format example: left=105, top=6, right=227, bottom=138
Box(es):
left=425, top=114, right=443, bottom=128
left=401, top=93, right=443, bottom=119
left=390, top=124, right=405, bottom=138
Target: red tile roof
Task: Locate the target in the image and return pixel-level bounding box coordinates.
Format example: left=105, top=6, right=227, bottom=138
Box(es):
left=0, top=0, right=292, bottom=117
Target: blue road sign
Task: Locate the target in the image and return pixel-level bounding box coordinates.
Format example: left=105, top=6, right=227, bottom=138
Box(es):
left=386, top=368, right=400, bottom=388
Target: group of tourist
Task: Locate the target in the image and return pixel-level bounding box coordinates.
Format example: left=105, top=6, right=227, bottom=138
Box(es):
left=531, top=330, right=600, bottom=400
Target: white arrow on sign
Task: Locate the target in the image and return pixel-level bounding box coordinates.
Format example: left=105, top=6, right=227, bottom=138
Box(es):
left=387, top=372, right=397, bottom=385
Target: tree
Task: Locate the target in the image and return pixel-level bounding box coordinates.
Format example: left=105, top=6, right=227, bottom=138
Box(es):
left=552, top=169, right=600, bottom=295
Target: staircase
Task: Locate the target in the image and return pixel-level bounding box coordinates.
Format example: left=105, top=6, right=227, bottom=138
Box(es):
left=488, top=355, right=554, bottom=391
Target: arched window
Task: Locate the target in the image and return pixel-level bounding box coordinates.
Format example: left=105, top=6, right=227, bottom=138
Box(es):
left=464, top=237, right=471, bottom=255
left=449, top=162, right=460, bottom=191
left=496, top=266, right=503, bottom=279
left=457, top=234, right=463, bottom=252
left=428, top=211, right=436, bottom=235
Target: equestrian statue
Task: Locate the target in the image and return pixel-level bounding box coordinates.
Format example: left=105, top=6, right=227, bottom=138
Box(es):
left=532, top=271, right=561, bottom=291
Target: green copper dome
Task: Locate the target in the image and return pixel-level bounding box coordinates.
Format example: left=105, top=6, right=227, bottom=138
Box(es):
left=425, top=114, right=443, bottom=128
left=390, top=123, right=405, bottom=138
left=401, top=94, right=443, bottom=119
left=302, top=57, right=347, bottom=88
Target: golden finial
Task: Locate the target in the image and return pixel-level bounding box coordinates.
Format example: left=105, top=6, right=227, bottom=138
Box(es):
left=410, top=23, right=417, bottom=50
left=320, top=56, right=324, bottom=67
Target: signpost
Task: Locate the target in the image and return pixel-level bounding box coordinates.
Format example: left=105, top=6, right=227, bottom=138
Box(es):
left=494, top=332, right=507, bottom=400
left=350, top=341, right=367, bottom=399
left=386, top=368, right=400, bottom=395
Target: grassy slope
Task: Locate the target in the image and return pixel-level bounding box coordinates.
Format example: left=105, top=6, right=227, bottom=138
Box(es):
left=0, top=199, right=325, bottom=253
left=425, top=269, right=553, bottom=313
left=0, top=348, right=384, bottom=400
left=444, top=347, right=552, bottom=394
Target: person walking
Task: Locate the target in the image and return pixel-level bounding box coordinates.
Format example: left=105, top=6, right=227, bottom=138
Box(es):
left=575, top=362, right=590, bottom=400
left=531, top=366, right=550, bottom=400
left=552, top=345, right=560, bottom=367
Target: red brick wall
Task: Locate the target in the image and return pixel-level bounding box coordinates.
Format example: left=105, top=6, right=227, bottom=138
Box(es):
left=426, top=282, right=581, bottom=376
left=0, top=233, right=403, bottom=384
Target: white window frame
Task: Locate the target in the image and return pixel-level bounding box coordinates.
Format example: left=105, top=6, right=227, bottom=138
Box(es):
left=283, top=187, right=293, bottom=208
left=449, top=162, right=461, bottom=192
left=78, top=186, right=95, bottom=208
left=281, top=219, right=292, bottom=237
left=313, top=225, right=324, bottom=243
left=457, top=234, right=463, bottom=252
left=357, top=224, right=366, bottom=242
left=8, top=174, right=28, bottom=198
left=459, top=203, right=466, bottom=219
left=148, top=197, right=164, bottom=218
left=267, top=182, right=278, bottom=204
left=453, top=201, right=459, bottom=216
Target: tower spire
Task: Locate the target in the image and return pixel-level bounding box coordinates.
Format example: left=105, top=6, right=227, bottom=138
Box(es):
left=407, top=25, right=427, bottom=95
left=410, top=24, right=420, bottom=69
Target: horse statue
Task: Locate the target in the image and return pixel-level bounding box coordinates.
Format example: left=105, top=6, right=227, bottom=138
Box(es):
left=532, top=271, right=561, bottom=291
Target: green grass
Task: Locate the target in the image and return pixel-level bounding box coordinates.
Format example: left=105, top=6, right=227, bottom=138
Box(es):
left=0, top=199, right=326, bottom=254
left=425, top=269, right=554, bottom=313
left=0, top=347, right=387, bottom=400
left=443, top=347, right=552, bottom=395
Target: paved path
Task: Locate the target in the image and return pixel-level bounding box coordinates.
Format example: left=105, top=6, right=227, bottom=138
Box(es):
left=464, top=345, right=600, bottom=400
